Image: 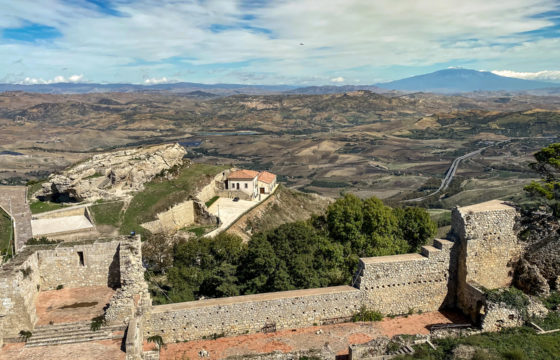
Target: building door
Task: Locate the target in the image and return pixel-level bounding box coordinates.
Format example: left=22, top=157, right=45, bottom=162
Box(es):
left=237, top=183, right=240, bottom=190
left=260, top=187, right=265, bottom=194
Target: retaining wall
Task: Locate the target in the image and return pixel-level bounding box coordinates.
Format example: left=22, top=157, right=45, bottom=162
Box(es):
left=145, top=286, right=361, bottom=343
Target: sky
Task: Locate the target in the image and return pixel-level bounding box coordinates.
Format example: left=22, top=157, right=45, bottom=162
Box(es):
left=1, top=0, right=560, bottom=85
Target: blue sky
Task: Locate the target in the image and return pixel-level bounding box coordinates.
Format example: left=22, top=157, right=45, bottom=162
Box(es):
left=1, top=0, right=560, bottom=85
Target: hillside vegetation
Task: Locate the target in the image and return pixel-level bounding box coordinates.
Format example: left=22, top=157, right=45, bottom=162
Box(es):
left=120, top=162, right=227, bottom=236
left=145, top=194, right=436, bottom=304
left=226, top=185, right=332, bottom=241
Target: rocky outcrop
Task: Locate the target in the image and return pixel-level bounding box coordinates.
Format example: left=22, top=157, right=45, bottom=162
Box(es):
left=37, top=143, right=186, bottom=202
left=514, top=211, right=560, bottom=294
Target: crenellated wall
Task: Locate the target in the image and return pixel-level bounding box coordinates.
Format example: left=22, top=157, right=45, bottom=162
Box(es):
left=357, top=238, right=455, bottom=315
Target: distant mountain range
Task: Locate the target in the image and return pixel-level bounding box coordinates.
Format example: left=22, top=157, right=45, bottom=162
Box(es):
left=1, top=68, right=559, bottom=95
left=0, top=82, right=295, bottom=95
left=375, top=68, right=559, bottom=93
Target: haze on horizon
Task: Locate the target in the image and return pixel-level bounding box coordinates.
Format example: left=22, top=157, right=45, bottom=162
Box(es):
left=1, top=0, right=560, bottom=86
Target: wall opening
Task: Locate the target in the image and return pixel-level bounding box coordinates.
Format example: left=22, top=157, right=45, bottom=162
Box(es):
left=77, top=251, right=85, bottom=266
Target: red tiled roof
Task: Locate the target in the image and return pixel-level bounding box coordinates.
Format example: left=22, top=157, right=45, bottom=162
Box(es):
left=227, top=169, right=259, bottom=180
left=258, top=171, right=276, bottom=184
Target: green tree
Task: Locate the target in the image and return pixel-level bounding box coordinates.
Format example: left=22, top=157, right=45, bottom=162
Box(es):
left=395, top=207, right=437, bottom=252
left=326, top=193, right=365, bottom=249
left=525, top=143, right=560, bottom=216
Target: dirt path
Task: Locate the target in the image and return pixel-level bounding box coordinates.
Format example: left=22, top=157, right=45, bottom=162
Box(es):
left=158, top=310, right=469, bottom=360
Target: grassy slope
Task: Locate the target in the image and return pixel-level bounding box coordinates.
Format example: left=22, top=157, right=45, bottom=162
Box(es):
left=0, top=206, right=13, bottom=257
left=226, top=185, right=332, bottom=241
left=89, top=201, right=124, bottom=227
left=120, top=163, right=227, bottom=236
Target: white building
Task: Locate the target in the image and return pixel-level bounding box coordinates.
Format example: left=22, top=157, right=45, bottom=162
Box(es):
left=226, top=169, right=277, bottom=200
left=226, top=170, right=259, bottom=198
left=257, top=171, right=277, bottom=195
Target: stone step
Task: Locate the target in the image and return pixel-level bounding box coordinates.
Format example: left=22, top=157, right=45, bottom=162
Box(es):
left=27, top=328, right=114, bottom=342
left=35, top=321, right=91, bottom=331
left=25, top=333, right=120, bottom=347
left=433, top=238, right=453, bottom=250
left=421, top=245, right=441, bottom=258
left=33, top=324, right=125, bottom=337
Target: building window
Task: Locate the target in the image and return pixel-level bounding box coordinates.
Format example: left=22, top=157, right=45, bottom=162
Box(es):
left=77, top=251, right=85, bottom=266
left=245, top=183, right=248, bottom=189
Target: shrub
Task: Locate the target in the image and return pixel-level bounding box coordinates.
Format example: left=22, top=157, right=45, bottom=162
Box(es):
left=352, top=306, right=383, bottom=322
left=56, top=284, right=64, bottom=290
left=90, top=315, right=106, bottom=331
left=19, top=330, right=32, bottom=341
left=147, top=335, right=165, bottom=349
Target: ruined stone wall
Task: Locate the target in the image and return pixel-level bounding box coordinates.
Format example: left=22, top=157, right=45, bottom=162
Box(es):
left=105, top=235, right=151, bottom=326
left=144, top=286, right=361, bottom=343
left=0, top=247, right=41, bottom=337
left=452, top=200, right=521, bottom=290
left=36, top=240, right=121, bottom=290
left=480, top=302, right=524, bottom=332
left=357, top=239, right=455, bottom=315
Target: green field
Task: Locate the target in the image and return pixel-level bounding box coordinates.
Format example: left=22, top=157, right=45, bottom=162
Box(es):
left=120, top=163, right=227, bottom=235
left=29, top=200, right=67, bottom=214
left=0, top=207, right=13, bottom=260
left=89, top=201, right=124, bottom=228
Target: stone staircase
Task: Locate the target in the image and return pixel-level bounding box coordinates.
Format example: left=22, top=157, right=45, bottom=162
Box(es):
left=25, top=321, right=126, bottom=347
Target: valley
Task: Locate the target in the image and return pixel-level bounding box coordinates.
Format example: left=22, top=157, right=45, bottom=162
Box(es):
left=1, top=90, right=559, bottom=210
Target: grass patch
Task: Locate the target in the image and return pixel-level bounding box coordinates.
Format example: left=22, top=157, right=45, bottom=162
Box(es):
left=396, top=316, right=560, bottom=360
left=120, top=163, right=227, bottom=236
left=29, top=201, right=66, bottom=214
left=485, top=287, right=529, bottom=320
left=352, top=305, right=383, bottom=322
left=186, top=226, right=209, bottom=237
left=205, top=195, right=219, bottom=208
left=89, top=201, right=124, bottom=227
left=0, top=206, right=13, bottom=259
left=542, top=291, right=560, bottom=311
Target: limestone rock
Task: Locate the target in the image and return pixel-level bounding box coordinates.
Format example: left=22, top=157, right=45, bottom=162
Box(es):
left=37, top=143, right=187, bottom=202
left=513, top=258, right=550, bottom=296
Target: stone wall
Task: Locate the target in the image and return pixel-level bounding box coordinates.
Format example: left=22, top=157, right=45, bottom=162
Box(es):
left=357, top=239, right=455, bottom=315
left=105, top=236, right=151, bottom=326
left=141, top=199, right=217, bottom=233
left=36, top=240, right=121, bottom=290
left=145, top=286, right=361, bottom=343
left=452, top=200, right=521, bottom=290
left=480, top=302, right=524, bottom=332
left=0, top=247, right=40, bottom=337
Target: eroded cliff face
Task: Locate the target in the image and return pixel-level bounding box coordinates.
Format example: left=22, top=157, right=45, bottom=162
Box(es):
left=36, top=143, right=186, bottom=202
left=514, top=211, right=560, bottom=295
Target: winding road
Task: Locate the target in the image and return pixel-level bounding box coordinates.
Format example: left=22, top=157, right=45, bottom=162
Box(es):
left=404, top=141, right=509, bottom=202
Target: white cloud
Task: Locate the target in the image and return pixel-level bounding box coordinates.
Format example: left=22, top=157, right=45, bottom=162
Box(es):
left=144, top=77, right=175, bottom=85
left=330, top=76, right=345, bottom=83
left=18, top=74, right=84, bottom=84
left=491, top=70, right=560, bottom=82
left=0, top=0, right=559, bottom=84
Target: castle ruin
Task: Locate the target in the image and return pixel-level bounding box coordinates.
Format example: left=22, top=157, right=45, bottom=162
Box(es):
left=0, top=199, right=523, bottom=358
